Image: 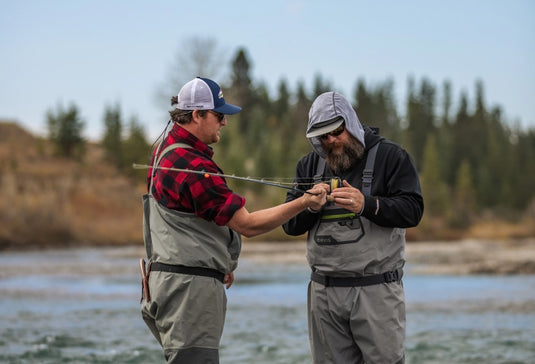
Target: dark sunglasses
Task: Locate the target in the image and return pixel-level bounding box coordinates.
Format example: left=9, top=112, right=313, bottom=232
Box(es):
left=320, top=124, right=345, bottom=140
left=208, top=110, right=225, bottom=122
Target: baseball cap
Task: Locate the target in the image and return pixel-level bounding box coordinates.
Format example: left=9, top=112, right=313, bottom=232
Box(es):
left=176, top=77, right=241, bottom=115
left=305, top=117, right=344, bottom=138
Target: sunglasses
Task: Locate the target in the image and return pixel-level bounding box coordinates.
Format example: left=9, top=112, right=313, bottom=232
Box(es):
left=208, top=110, right=226, bottom=122
left=319, top=124, right=345, bottom=140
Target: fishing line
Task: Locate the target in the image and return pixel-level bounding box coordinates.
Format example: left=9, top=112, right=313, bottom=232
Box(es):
left=132, top=164, right=319, bottom=195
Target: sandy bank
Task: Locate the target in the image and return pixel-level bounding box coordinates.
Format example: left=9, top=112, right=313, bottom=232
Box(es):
left=240, top=239, right=535, bottom=275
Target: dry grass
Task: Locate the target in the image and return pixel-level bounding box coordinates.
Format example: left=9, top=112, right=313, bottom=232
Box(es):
left=468, top=218, right=535, bottom=240
left=1, top=121, right=533, bottom=252
left=0, top=122, right=144, bottom=249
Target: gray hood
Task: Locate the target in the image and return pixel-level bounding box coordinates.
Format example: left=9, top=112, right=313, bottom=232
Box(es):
left=306, top=91, right=365, bottom=158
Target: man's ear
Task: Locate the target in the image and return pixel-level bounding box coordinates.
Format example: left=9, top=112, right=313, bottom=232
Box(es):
left=191, top=110, right=203, bottom=125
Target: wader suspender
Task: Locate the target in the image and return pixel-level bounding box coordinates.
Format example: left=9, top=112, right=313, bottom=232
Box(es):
left=149, top=142, right=191, bottom=194
left=362, top=143, right=379, bottom=196
left=147, top=141, right=226, bottom=284
left=314, top=142, right=380, bottom=196
left=310, top=141, right=404, bottom=287
left=313, top=158, right=326, bottom=184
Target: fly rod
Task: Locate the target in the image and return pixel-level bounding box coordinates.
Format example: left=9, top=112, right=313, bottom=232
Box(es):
left=132, top=163, right=317, bottom=195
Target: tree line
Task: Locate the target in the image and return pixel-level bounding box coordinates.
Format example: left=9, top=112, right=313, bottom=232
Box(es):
left=45, top=47, right=535, bottom=234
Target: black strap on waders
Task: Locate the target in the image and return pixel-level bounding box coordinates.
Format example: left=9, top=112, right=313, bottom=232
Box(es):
left=313, top=157, right=326, bottom=184
left=150, top=262, right=226, bottom=283
left=361, top=143, right=379, bottom=196
left=149, top=142, right=192, bottom=194
left=311, top=268, right=403, bottom=287
left=315, top=142, right=380, bottom=197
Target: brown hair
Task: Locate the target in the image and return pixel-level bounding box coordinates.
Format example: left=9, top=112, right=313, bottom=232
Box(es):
left=169, top=96, right=208, bottom=124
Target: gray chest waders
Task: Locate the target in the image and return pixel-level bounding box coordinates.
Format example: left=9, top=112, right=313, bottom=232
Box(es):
left=307, top=142, right=405, bottom=284
left=142, top=142, right=190, bottom=260
left=311, top=143, right=379, bottom=246
left=141, top=142, right=241, bottom=293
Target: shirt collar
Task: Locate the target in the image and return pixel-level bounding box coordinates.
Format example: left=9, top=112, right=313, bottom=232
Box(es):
left=170, top=123, right=214, bottom=158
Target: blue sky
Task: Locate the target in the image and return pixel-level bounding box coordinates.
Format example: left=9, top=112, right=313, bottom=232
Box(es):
left=1, top=0, right=534, bottom=141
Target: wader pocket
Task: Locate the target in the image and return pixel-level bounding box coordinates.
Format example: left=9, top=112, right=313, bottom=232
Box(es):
left=313, top=208, right=365, bottom=245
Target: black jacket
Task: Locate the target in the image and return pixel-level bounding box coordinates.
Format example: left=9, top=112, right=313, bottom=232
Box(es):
left=283, top=126, right=424, bottom=235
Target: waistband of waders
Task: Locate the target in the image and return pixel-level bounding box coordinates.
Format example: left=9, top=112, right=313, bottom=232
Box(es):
left=150, top=262, right=225, bottom=283
left=311, top=268, right=403, bottom=287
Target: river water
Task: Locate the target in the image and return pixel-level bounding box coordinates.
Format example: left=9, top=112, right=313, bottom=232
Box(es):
left=1, top=246, right=534, bottom=363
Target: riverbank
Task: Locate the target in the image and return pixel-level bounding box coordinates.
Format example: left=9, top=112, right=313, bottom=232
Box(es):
left=406, top=238, right=535, bottom=275
left=239, top=238, right=535, bottom=275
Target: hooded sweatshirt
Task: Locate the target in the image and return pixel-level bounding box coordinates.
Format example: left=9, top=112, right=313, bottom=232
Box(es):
left=283, top=92, right=424, bottom=276
left=307, top=91, right=366, bottom=158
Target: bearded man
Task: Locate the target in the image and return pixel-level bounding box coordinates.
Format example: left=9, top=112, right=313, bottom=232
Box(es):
left=283, top=91, right=424, bottom=364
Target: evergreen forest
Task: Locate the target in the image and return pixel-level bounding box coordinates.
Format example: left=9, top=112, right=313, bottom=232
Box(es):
left=45, top=47, right=535, bottom=240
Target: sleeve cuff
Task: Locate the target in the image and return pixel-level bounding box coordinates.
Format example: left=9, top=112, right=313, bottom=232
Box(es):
left=361, top=195, right=379, bottom=216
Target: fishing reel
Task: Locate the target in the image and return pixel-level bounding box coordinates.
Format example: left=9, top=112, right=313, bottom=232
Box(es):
left=326, top=177, right=342, bottom=202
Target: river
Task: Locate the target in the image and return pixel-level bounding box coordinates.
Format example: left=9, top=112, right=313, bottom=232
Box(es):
left=1, top=246, right=534, bottom=363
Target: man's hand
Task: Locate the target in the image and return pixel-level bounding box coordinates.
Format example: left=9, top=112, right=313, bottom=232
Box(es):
left=304, top=184, right=328, bottom=211
left=224, top=272, right=234, bottom=289
left=330, top=180, right=365, bottom=214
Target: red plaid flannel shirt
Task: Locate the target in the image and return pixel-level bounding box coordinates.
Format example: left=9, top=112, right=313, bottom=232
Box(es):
left=148, top=123, right=245, bottom=226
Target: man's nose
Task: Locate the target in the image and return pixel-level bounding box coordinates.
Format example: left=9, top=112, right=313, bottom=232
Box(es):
left=325, top=134, right=338, bottom=142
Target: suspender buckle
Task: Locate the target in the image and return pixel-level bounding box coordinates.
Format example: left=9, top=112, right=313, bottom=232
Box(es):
left=383, top=269, right=402, bottom=283
left=362, top=170, right=373, bottom=180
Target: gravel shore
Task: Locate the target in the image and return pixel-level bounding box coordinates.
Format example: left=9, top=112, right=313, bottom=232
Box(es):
left=240, top=238, right=535, bottom=275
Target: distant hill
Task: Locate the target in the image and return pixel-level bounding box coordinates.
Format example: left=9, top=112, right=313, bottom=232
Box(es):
left=2, top=121, right=532, bottom=250
left=0, top=121, right=145, bottom=250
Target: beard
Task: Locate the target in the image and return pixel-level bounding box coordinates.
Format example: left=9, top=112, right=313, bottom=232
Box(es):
left=323, top=135, right=365, bottom=175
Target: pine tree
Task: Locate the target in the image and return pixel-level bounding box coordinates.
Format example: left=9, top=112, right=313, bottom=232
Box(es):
left=122, top=116, right=151, bottom=181
left=46, top=102, right=85, bottom=159
left=437, top=80, right=454, bottom=186
left=449, top=160, right=477, bottom=228
left=274, top=79, right=290, bottom=119
left=405, top=77, right=436, bottom=168
left=229, top=48, right=254, bottom=136
left=449, top=92, right=471, bottom=185
left=354, top=78, right=373, bottom=126
left=420, top=134, right=449, bottom=216
left=101, top=103, right=123, bottom=170
left=509, top=128, right=535, bottom=210
left=353, top=78, right=401, bottom=141
left=311, top=73, right=332, bottom=99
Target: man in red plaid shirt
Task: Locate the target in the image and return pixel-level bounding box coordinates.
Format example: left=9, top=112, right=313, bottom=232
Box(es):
left=141, top=77, right=327, bottom=363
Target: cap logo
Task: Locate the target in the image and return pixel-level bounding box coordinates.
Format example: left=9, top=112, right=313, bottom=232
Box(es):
left=218, top=90, right=224, bottom=99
